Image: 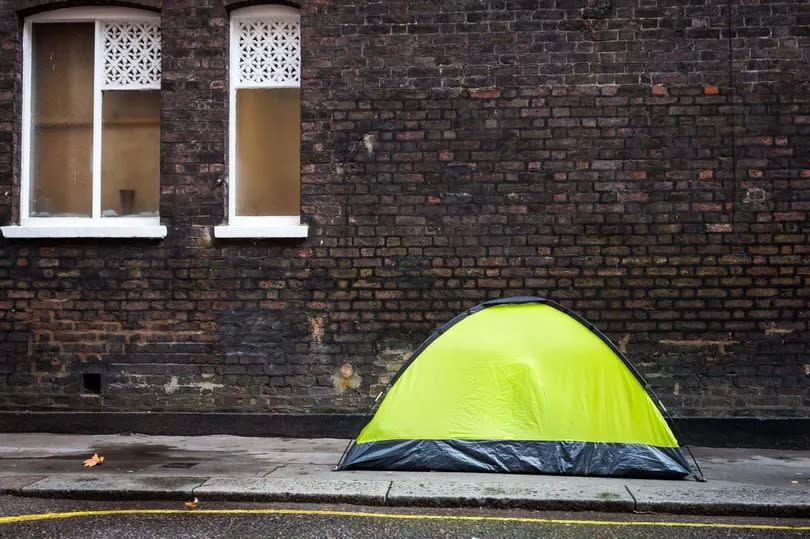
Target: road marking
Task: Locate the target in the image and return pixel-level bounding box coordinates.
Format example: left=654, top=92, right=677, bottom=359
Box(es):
left=0, top=508, right=808, bottom=531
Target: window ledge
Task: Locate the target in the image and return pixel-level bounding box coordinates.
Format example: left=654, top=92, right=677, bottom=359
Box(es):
left=1, top=224, right=167, bottom=239
left=214, top=223, right=309, bottom=238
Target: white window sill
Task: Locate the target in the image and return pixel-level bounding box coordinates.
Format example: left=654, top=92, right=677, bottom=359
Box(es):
left=214, top=223, right=309, bottom=238
left=1, top=224, right=167, bottom=239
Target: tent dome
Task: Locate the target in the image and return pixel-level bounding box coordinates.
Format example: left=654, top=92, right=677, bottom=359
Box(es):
left=338, top=297, right=694, bottom=478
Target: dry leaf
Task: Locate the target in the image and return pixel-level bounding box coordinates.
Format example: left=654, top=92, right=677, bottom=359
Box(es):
left=184, top=497, right=199, bottom=509
left=83, top=453, right=105, bottom=467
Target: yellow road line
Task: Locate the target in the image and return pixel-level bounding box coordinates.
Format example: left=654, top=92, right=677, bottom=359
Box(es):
left=1, top=508, right=809, bottom=531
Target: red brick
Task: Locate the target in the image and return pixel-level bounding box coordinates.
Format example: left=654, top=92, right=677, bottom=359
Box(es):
left=469, top=87, right=502, bottom=99
left=774, top=212, right=805, bottom=222
left=692, top=203, right=723, bottom=212
left=396, top=131, right=424, bottom=141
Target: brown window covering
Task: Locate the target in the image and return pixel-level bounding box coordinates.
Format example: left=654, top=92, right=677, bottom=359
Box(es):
left=101, top=90, right=160, bottom=217
left=30, top=23, right=94, bottom=217
left=235, top=88, right=300, bottom=216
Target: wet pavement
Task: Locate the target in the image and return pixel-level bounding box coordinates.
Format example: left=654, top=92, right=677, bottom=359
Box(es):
left=0, top=434, right=808, bottom=517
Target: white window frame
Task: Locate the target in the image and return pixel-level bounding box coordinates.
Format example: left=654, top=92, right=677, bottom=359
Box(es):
left=1, top=7, right=166, bottom=239
left=214, top=4, right=307, bottom=239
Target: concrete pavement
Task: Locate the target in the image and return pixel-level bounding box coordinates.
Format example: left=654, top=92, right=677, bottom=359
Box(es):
left=0, top=434, right=807, bottom=517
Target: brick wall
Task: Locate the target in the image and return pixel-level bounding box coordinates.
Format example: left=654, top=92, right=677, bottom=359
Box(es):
left=0, top=0, right=808, bottom=418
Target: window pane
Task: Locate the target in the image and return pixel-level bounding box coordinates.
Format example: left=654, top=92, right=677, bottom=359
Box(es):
left=101, top=90, right=160, bottom=217
left=236, top=88, right=300, bottom=216
left=30, top=23, right=94, bottom=217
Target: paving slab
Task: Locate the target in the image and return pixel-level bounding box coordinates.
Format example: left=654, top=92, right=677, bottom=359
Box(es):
left=627, top=481, right=810, bottom=517
left=267, top=465, right=551, bottom=484
left=0, top=475, right=48, bottom=493
left=22, top=475, right=206, bottom=500
left=1, top=434, right=809, bottom=517
left=265, top=464, right=399, bottom=480
left=386, top=477, right=634, bottom=512
left=688, top=447, right=810, bottom=486
left=194, top=477, right=391, bottom=504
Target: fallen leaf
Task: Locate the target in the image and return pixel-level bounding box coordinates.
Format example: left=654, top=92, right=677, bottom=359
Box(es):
left=791, top=480, right=799, bottom=484
left=184, top=497, right=199, bottom=509
left=83, top=453, right=105, bottom=467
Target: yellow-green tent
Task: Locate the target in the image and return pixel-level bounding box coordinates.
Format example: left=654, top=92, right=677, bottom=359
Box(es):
left=338, top=297, right=695, bottom=478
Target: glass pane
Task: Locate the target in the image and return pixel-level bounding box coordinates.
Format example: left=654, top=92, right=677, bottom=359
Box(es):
left=30, top=23, right=94, bottom=217
left=101, top=90, right=160, bottom=217
left=235, top=88, right=300, bottom=216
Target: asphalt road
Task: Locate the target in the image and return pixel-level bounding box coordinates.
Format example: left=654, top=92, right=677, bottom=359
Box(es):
left=1, top=496, right=809, bottom=538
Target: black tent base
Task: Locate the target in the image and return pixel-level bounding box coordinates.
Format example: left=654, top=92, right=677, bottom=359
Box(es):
left=339, top=439, right=693, bottom=479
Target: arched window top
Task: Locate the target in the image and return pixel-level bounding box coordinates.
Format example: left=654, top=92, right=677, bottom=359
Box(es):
left=25, top=6, right=159, bottom=22
left=229, top=4, right=299, bottom=18
left=15, top=1, right=161, bottom=17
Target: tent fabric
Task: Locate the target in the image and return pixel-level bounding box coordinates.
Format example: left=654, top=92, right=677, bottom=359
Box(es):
left=338, top=297, right=693, bottom=479
left=340, top=440, right=690, bottom=478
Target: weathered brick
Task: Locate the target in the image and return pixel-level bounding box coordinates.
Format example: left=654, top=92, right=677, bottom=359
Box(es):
left=0, top=0, right=805, bottom=419
left=468, top=87, right=501, bottom=99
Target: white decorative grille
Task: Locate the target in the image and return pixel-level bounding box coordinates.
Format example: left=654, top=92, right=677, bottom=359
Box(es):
left=236, top=17, right=300, bottom=86
left=102, top=22, right=161, bottom=89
